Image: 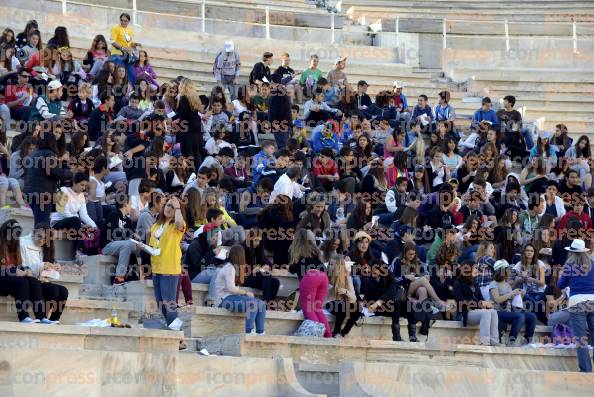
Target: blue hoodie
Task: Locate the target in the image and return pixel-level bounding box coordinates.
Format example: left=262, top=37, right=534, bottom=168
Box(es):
left=312, top=124, right=339, bottom=154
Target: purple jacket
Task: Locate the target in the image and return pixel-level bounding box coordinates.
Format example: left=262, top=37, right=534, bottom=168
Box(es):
left=134, top=63, right=158, bottom=87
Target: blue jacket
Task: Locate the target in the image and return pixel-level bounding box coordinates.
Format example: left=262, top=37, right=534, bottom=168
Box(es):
left=364, top=104, right=397, bottom=122
left=324, top=87, right=340, bottom=107
left=394, top=93, right=408, bottom=111
left=312, top=125, right=339, bottom=154
left=251, top=151, right=274, bottom=180
left=558, top=261, right=594, bottom=297
left=411, top=104, right=434, bottom=121
left=472, top=109, right=500, bottom=130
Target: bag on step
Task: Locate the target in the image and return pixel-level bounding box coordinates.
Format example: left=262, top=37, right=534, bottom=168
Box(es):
left=293, top=319, right=326, bottom=337
left=551, top=323, right=573, bottom=346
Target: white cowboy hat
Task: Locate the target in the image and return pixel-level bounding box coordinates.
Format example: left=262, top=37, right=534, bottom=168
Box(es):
left=564, top=239, right=590, bottom=253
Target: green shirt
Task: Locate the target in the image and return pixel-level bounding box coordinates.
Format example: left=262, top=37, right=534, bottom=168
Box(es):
left=518, top=211, right=540, bottom=236
left=300, top=68, right=323, bottom=86
left=252, top=96, right=270, bottom=112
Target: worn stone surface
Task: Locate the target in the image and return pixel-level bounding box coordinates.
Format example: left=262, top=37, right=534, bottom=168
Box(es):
left=340, top=361, right=594, bottom=397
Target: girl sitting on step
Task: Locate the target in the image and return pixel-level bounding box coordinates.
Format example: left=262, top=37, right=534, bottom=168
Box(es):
left=214, top=245, right=266, bottom=335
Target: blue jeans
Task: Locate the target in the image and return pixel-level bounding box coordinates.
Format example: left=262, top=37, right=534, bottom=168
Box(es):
left=569, top=306, right=594, bottom=372
left=458, top=244, right=479, bottom=263
left=522, top=127, right=534, bottom=149
left=220, top=294, right=266, bottom=333
left=524, top=291, right=548, bottom=325
left=497, top=310, right=536, bottom=343
left=153, top=274, right=179, bottom=326
left=111, top=55, right=136, bottom=84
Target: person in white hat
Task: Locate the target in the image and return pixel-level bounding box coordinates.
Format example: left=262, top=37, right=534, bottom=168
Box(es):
left=558, top=239, right=594, bottom=372
left=27, top=79, right=72, bottom=122
left=392, top=81, right=410, bottom=123
left=326, top=56, right=347, bottom=89
left=489, top=258, right=537, bottom=346
left=213, top=41, right=241, bottom=100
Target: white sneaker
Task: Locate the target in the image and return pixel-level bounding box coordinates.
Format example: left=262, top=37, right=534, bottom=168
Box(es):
left=20, top=317, right=36, bottom=324
left=168, top=318, right=183, bottom=331
left=40, top=318, right=59, bottom=325
left=199, top=349, right=210, bottom=356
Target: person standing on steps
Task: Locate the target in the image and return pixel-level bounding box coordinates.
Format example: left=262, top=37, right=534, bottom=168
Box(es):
left=558, top=239, right=594, bottom=372
left=214, top=41, right=241, bottom=101
left=149, top=196, right=187, bottom=331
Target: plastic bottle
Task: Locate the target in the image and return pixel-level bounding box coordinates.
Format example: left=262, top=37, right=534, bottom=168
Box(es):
left=110, top=308, right=120, bottom=326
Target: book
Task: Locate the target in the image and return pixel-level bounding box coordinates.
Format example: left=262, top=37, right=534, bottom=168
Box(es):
left=130, top=239, right=161, bottom=256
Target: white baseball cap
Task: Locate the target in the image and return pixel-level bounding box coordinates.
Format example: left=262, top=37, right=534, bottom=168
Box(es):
left=493, top=259, right=510, bottom=272
left=224, top=41, right=234, bottom=52
left=335, top=56, right=347, bottom=64
left=47, top=80, right=63, bottom=90
left=393, top=81, right=403, bottom=88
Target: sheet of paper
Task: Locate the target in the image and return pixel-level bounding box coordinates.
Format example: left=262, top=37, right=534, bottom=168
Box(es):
left=480, top=286, right=491, bottom=301
left=216, top=246, right=230, bottom=260
left=361, top=307, right=375, bottom=317
left=512, top=294, right=523, bottom=308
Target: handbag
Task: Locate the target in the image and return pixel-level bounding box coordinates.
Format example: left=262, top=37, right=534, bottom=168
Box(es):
left=551, top=323, right=573, bottom=346
left=293, top=319, right=326, bottom=337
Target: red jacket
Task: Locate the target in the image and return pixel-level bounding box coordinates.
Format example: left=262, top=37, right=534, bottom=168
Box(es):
left=558, top=211, right=592, bottom=230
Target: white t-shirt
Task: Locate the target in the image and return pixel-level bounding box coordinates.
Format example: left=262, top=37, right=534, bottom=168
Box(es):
left=50, top=187, right=97, bottom=228
left=232, top=99, right=248, bottom=118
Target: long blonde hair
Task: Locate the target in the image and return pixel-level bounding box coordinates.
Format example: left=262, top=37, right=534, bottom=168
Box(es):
left=567, top=251, right=593, bottom=275
left=329, top=254, right=349, bottom=300
left=289, top=228, right=320, bottom=265
left=476, top=241, right=494, bottom=259
left=177, top=77, right=201, bottom=111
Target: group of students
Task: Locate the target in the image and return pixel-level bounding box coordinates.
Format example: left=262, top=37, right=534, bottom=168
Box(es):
left=0, top=16, right=593, bottom=372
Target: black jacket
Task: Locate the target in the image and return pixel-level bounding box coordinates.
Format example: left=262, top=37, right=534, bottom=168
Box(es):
left=184, top=234, right=223, bottom=280
left=250, top=62, right=271, bottom=85
left=23, top=149, right=72, bottom=195
left=452, top=278, right=483, bottom=326
left=173, top=96, right=203, bottom=146
left=69, top=97, right=95, bottom=121
left=101, top=208, right=134, bottom=247
left=87, top=104, right=113, bottom=142
left=268, top=85, right=292, bottom=135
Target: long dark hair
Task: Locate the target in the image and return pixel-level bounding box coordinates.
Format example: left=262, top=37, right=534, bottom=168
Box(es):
left=0, top=28, right=16, bottom=48
left=0, top=220, right=22, bottom=266
left=51, top=26, right=70, bottom=48
left=536, top=136, right=551, bottom=157
left=37, top=131, right=58, bottom=154
left=90, top=34, right=108, bottom=52
left=574, top=135, right=591, bottom=158
left=348, top=198, right=371, bottom=229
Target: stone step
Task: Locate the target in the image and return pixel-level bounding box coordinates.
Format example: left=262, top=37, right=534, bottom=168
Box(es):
left=0, top=346, right=321, bottom=397
left=200, top=334, right=583, bottom=372
left=0, top=321, right=182, bottom=353
left=339, top=361, right=594, bottom=397
left=191, top=306, right=554, bottom=343
left=0, top=296, right=137, bottom=326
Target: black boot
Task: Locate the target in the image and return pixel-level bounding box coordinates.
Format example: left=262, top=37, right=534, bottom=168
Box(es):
left=408, top=323, right=418, bottom=342
left=392, top=321, right=402, bottom=342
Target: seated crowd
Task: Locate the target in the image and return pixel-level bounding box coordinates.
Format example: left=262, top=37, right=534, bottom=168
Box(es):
left=0, top=15, right=594, bottom=372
